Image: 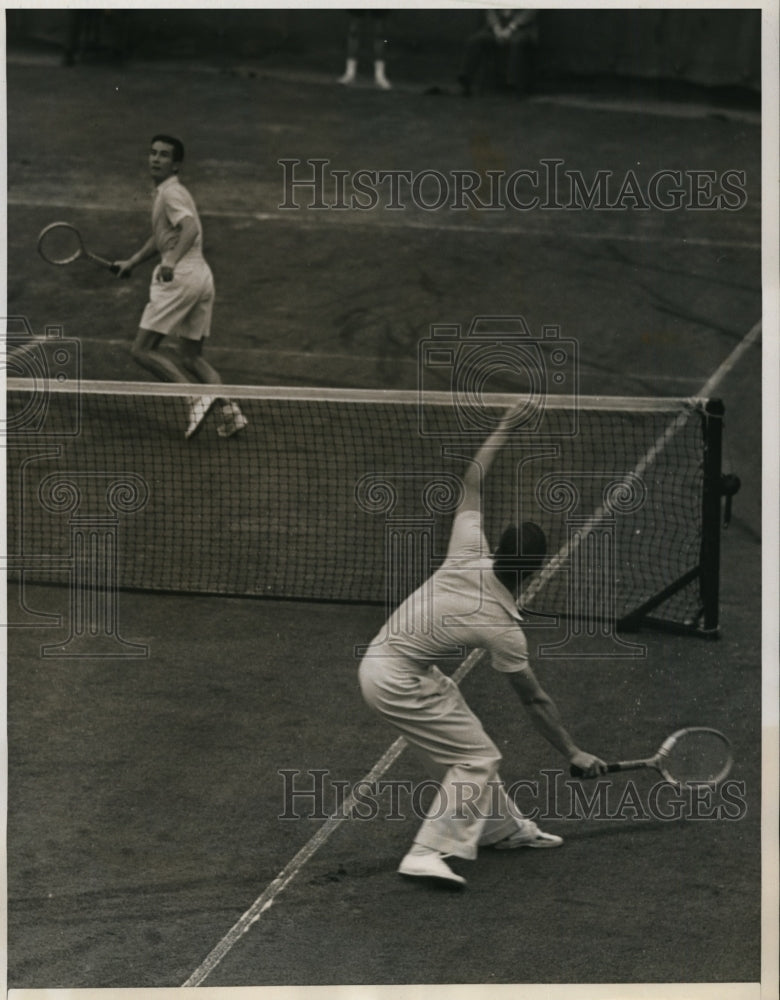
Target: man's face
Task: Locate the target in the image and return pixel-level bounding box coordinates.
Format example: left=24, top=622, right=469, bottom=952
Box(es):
left=149, top=141, right=179, bottom=184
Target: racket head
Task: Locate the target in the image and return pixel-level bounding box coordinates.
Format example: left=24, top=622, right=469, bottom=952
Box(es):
left=37, top=222, right=86, bottom=266
left=654, top=727, right=733, bottom=788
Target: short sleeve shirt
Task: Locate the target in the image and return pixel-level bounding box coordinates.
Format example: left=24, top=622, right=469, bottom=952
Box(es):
left=375, top=509, right=530, bottom=672
left=151, top=176, right=204, bottom=268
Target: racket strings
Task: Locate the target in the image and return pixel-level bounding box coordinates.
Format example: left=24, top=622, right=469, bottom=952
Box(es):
left=39, top=224, right=84, bottom=265
left=660, top=729, right=732, bottom=785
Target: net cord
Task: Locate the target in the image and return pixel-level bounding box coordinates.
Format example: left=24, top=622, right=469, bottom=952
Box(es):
left=6, top=377, right=708, bottom=414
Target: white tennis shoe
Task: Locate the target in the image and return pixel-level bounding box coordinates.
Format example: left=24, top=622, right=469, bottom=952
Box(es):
left=492, top=825, right=563, bottom=850
left=398, top=848, right=466, bottom=886
left=217, top=401, right=248, bottom=438
left=185, top=395, right=215, bottom=439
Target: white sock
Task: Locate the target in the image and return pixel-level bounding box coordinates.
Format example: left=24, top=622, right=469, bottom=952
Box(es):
left=222, top=400, right=245, bottom=419
left=374, top=59, right=391, bottom=89
left=339, top=58, right=357, bottom=83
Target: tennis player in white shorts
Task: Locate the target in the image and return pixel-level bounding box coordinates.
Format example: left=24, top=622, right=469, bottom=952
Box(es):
left=114, top=134, right=247, bottom=439
left=359, top=406, right=606, bottom=886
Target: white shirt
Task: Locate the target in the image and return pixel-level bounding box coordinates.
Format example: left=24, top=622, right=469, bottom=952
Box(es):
left=151, top=175, right=204, bottom=269
left=375, top=509, right=530, bottom=672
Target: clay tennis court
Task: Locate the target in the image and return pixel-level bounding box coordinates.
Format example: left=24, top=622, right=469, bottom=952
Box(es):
left=4, top=11, right=767, bottom=994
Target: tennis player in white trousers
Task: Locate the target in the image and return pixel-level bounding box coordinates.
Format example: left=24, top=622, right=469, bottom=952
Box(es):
left=359, top=405, right=607, bottom=886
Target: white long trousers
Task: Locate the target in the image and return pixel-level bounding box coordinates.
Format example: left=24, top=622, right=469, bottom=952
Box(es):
left=359, top=652, right=528, bottom=860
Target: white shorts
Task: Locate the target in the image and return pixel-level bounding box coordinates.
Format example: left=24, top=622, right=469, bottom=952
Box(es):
left=140, top=260, right=214, bottom=341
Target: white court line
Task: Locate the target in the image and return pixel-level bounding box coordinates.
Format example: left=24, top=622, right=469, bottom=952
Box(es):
left=182, top=648, right=484, bottom=988
left=248, top=212, right=761, bottom=251
left=8, top=195, right=760, bottom=251
left=6, top=49, right=762, bottom=125
left=182, top=317, right=761, bottom=987
left=526, top=318, right=762, bottom=605
left=533, top=94, right=760, bottom=126
left=698, top=319, right=762, bottom=397
left=46, top=337, right=712, bottom=384
left=72, top=338, right=421, bottom=370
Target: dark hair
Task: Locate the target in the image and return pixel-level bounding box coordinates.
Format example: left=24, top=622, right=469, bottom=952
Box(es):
left=151, top=134, right=185, bottom=164
left=493, top=521, right=547, bottom=593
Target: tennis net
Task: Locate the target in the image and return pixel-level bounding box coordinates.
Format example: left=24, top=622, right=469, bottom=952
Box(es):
left=6, top=377, right=732, bottom=636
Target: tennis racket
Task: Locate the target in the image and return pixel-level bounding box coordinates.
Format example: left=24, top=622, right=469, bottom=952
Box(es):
left=37, top=221, right=121, bottom=274
left=570, top=727, right=733, bottom=788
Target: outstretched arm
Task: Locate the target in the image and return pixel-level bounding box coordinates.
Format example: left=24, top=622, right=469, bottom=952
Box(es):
left=459, top=405, right=523, bottom=513
left=113, top=215, right=198, bottom=281
left=506, top=666, right=607, bottom=777
left=113, top=235, right=157, bottom=278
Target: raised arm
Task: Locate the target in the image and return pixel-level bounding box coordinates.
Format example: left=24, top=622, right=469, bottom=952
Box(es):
left=505, top=666, right=606, bottom=776
left=459, top=405, right=523, bottom=513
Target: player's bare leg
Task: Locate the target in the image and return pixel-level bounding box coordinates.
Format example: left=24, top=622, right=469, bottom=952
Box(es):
left=179, top=338, right=247, bottom=439
left=373, top=17, right=391, bottom=89
left=339, top=15, right=360, bottom=84
left=178, top=338, right=223, bottom=385
left=131, top=328, right=192, bottom=383
left=132, top=328, right=216, bottom=439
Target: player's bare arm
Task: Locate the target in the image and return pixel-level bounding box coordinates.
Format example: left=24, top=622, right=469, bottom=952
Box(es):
left=159, top=215, right=198, bottom=281
left=459, top=404, right=525, bottom=512
left=114, top=235, right=158, bottom=278
left=506, top=666, right=607, bottom=776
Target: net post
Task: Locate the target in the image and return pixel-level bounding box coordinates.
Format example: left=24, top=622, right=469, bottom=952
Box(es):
left=699, top=399, right=725, bottom=635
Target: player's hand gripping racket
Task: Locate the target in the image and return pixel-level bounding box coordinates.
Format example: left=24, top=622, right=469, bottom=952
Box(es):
left=570, top=727, right=733, bottom=788
left=37, top=222, right=122, bottom=275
